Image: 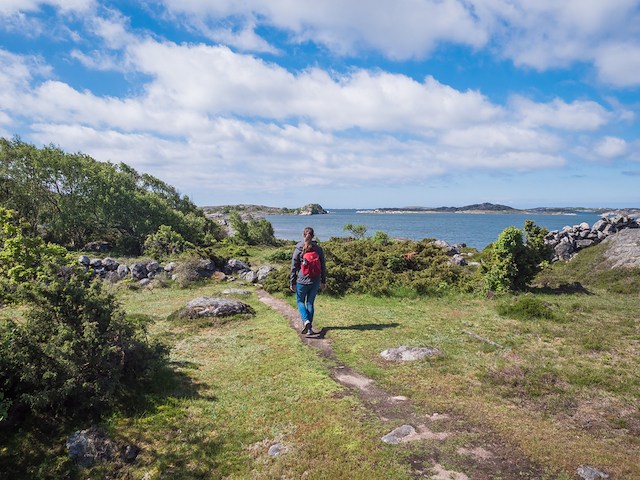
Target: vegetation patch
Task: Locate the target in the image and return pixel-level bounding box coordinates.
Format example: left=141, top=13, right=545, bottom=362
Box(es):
left=496, top=296, right=558, bottom=321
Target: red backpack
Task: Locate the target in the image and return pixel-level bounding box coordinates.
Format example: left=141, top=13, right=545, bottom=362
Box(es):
left=301, top=249, right=322, bottom=277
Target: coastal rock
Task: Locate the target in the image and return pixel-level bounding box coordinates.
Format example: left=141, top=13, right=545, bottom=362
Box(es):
left=449, top=254, right=467, bottom=266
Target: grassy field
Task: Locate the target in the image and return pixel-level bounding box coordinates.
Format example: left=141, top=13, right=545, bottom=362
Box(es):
left=1, top=244, right=639, bottom=478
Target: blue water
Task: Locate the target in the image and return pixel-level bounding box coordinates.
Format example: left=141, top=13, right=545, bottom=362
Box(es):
left=265, top=209, right=603, bottom=250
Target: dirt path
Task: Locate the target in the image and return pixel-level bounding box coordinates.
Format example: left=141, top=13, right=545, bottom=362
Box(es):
left=257, top=290, right=548, bottom=479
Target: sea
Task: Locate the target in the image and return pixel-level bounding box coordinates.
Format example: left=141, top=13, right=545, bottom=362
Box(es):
left=265, top=209, right=604, bottom=250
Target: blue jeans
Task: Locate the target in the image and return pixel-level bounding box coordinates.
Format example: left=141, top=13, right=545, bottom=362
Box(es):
left=296, top=281, right=321, bottom=325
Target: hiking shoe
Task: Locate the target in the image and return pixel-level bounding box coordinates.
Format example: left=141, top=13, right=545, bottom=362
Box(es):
left=301, top=321, right=311, bottom=334
left=306, top=328, right=319, bottom=336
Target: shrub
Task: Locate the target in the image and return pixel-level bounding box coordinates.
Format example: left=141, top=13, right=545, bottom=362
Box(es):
left=0, top=210, right=167, bottom=420
left=496, top=296, right=557, bottom=321
left=343, top=223, right=367, bottom=239
left=482, top=221, right=552, bottom=292
left=0, top=277, right=167, bottom=418
left=143, top=225, right=194, bottom=260
left=263, top=236, right=469, bottom=297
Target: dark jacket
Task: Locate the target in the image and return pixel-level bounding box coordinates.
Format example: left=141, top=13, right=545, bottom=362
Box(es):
left=290, top=241, right=326, bottom=286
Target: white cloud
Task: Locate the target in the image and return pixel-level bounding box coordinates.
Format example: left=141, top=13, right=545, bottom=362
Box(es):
left=159, top=0, right=640, bottom=86
left=594, top=43, right=640, bottom=88
left=594, top=136, right=629, bottom=159
left=440, top=124, right=562, bottom=151
left=161, top=0, right=488, bottom=59
left=0, top=0, right=94, bottom=15
left=511, top=97, right=611, bottom=131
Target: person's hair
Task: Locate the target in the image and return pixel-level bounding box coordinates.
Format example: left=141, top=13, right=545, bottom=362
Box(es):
left=302, top=227, right=314, bottom=253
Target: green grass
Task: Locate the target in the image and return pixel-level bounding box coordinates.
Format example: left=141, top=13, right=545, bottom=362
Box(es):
left=2, top=249, right=640, bottom=478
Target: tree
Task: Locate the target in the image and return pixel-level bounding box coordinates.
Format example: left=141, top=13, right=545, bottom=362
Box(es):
left=0, top=138, right=225, bottom=254
left=343, top=223, right=368, bottom=239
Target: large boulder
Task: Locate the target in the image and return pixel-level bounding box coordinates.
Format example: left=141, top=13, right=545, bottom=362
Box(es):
left=103, top=257, right=119, bottom=271
left=130, top=262, right=148, bottom=280
left=196, top=259, right=217, bottom=278
left=183, top=297, right=255, bottom=318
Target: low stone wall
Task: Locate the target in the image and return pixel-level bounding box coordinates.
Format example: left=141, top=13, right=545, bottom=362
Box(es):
left=78, top=256, right=275, bottom=286
left=544, top=214, right=640, bottom=261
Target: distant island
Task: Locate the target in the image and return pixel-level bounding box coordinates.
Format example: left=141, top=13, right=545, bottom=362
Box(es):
left=356, top=203, right=637, bottom=215
left=203, top=203, right=328, bottom=216
left=202, top=203, right=639, bottom=218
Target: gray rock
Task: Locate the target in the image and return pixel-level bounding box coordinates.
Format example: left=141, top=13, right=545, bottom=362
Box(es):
left=576, top=465, right=609, bottom=480
left=139, top=278, right=151, bottom=287
left=449, top=254, right=467, bottom=266
left=222, top=288, right=252, bottom=296
left=116, top=264, right=130, bottom=278
left=576, top=239, right=594, bottom=249
left=225, top=258, right=250, bottom=274
left=131, top=262, right=148, bottom=280
left=78, top=255, right=90, bottom=266
left=381, top=425, right=416, bottom=444
left=66, top=426, right=116, bottom=468
left=146, top=260, right=160, bottom=273
left=579, top=222, right=590, bottom=230
left=380, top=346, right=441, bottom=362
left=256, top=265, right=275, bottom=281
left=103, top=257, right=118, bottom=271
left=183, top=297, right=255, bottom=318
left=164, top=261, right=177, bottom=272
left=122, top=444, right=140, bottom=464
left=267, top=443, right=286, bottom=457
left=240, top=270, right=258, bottom=283
left=592, top=219, right=608, bottom=232
left=603, top=224, right=617, bottom=236
left=196, top=259, right=217, bottom=277
left=89, top=258, right=102, bottom=268
left=554, top=242, right=574, bottom=261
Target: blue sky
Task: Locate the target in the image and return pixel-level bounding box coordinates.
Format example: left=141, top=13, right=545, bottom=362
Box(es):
left=1, top=1, right=639, bottom=209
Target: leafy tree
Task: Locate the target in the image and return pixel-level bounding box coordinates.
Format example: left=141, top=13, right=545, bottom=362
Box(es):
left=343, top=223, right=368, bottom=239
left=228, top=211, right=278, bottom=246
left=0, top=138, right=225, bottom=254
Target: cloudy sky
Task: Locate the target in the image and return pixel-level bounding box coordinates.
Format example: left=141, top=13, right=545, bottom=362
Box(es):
left=1, top=1, right=639, bottom=208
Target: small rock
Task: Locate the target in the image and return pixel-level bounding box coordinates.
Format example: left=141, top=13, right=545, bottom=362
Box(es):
left=381, top=425, right=416, bottom=444
left=122, top=444, right=140, bottom=463
left=78, top=255, right=90, bottom=266
left=146, top=260, right=160, bottom=273
left=380, top=346, right=440, bottom=362
left=576, top=465, right=609, bottom=480
left=164, top=261, right=177, bottom=272
left=66, top=426, right=116, bottom=468
left=222, top=288, right=252, bottom=296
left=139, top=278, right=151, bottom=287
left=256, top=265, right=276, bottom=281
left=267, top=443, right=286, bottom=457
left=103, top=257, right=119, bottom=271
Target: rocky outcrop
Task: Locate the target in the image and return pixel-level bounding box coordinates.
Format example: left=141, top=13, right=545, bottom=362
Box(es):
left=544, top=214, right=639, bottom=262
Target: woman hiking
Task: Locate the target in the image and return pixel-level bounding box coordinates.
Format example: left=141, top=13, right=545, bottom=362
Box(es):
left=290, top=227, right=326, bottom=336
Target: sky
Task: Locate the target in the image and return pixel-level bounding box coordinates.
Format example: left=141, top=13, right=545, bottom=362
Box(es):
left=1, top=1, right=639, bottom=209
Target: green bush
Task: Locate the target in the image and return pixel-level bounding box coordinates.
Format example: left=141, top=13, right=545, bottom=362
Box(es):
left=482, top=221, right=552, bottom=292
left=263, top=236, right=471, bottom=297
left=0, top=277, right=167, bottom=417
left=0, top=210, right=167, bottom=420
left=496, top=296, right=557, bottom=321
left=143, top=225, right=195, bottom=260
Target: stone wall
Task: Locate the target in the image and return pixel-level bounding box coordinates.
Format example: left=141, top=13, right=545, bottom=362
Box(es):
left=544, top=214, right=639, bottom=261
left=78, top=256, right=275, bottom=286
